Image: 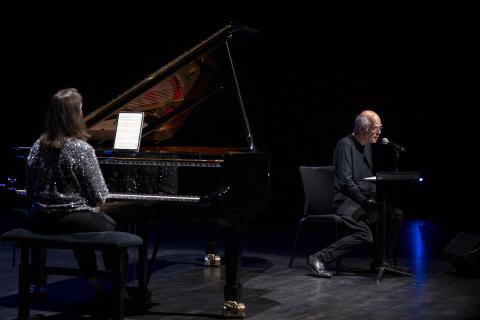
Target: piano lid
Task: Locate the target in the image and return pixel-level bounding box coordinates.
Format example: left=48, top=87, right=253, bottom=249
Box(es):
left=85, top=23, right=257, bottom=148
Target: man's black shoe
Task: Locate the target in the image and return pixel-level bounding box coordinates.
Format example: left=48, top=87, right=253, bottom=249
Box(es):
left=305, top=256, right=332, bottom=278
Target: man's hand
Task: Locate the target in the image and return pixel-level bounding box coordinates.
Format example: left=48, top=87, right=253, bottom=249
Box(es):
left=362, top=198, right=377, bottom=210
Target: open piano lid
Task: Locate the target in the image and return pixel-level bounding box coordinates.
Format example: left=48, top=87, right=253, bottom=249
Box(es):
left=85, top=23, right=255, bottom=152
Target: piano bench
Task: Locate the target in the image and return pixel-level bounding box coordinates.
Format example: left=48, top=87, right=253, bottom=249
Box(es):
left=1, top=228, right=143, bottom=320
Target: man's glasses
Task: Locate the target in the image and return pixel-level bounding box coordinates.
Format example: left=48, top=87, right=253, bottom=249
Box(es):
left=371, top=126, right=383, bottom=133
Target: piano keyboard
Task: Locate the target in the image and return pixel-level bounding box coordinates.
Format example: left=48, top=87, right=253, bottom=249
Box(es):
left=107, top=193, right=201, bottom=203
left=12, top=189, right=201, bottom=203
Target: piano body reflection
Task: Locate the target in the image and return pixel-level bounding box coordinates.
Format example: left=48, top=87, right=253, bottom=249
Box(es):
left=5, top=23, right=270, bottom=317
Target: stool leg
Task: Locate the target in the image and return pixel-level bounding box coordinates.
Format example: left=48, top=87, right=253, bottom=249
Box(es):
left=112, top=249, right=125, bottom=320
left=19, top=245, right=30, bottom=320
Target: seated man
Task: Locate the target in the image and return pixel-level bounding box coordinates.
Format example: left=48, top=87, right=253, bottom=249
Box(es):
left=306, top=110, right=404, bottom=278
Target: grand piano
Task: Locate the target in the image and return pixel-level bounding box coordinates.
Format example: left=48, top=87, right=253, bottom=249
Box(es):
left=4, top=23, right=270, bottom=317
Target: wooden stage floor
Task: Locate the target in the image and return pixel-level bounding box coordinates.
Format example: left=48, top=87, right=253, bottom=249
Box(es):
left=0, top=211, right=479, bottom=319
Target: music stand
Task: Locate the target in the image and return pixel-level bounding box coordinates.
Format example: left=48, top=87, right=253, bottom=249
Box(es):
left=368, top=172, right=420, bottom=283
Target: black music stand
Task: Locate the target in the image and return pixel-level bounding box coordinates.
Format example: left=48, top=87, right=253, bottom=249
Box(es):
left=370, top=172, right=420, bottom=283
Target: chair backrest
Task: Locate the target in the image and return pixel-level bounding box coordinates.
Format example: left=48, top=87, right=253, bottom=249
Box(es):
left=299, top=166, right=335, bottom=216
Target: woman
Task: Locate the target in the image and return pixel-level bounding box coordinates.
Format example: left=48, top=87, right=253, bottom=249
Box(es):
left=26, top=87, right=116, bottom=298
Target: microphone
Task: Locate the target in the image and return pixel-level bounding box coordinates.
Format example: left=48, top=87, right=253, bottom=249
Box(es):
left=239, top=25, right=260, bottom=34
left=381, top=138, right=406, bottom=152
left=230, top=21, right=260, bottom=34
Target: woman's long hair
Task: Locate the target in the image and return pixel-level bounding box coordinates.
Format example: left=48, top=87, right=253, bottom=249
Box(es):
left=40, top=88, right=90, bottom=149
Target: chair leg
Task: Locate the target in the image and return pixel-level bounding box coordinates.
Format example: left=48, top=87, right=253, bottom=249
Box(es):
left=288, top=219, right=305, bottom=268
left=393, top=242, right=398, bottom=266
left=334, top=223, right=341, bottom=275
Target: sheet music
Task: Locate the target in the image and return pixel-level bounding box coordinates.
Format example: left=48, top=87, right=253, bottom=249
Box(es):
left=113, top=112, right=144, bottom=151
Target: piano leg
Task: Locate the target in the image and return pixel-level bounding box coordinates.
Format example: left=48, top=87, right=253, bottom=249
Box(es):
left=223, top=222, right=246, bottom=318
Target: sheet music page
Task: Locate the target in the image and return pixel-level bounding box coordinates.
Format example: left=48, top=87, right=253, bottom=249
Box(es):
left=113, top=112, right=144, bottom=151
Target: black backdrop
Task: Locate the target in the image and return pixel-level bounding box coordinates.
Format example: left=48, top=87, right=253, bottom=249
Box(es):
left=1, top=6, right=477, bottom=232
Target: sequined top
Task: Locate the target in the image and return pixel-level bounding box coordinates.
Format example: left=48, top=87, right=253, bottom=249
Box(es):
left=26, top=138, right=109, bottom=213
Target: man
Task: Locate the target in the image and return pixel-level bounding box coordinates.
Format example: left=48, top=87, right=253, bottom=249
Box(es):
left=305, top=110, right=404, bottom=278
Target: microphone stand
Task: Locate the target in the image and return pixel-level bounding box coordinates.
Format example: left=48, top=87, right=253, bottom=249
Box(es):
left=376, top=195, right=411, bottom=282
left=375, top=147, right=414, bottom=282
left=360, top=176, right=413, bottom=282
left=393, top=149, right=400, bottom=266
left=394, top=149, right=400, bottom=173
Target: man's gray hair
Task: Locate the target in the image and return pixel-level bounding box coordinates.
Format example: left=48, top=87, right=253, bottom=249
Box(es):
left=353, top=114, right=372, bottom=134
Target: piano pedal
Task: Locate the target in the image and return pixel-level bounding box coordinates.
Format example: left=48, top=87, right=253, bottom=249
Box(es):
left=223, top=300, right=246, bottom=318
left=204, top=253, right=221, bottom=267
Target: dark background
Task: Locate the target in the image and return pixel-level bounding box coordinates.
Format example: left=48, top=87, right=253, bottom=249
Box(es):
left=1, top=5, right=477, bottom=232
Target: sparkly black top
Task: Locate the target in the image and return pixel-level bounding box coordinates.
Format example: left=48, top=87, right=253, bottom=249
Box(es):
left=26, top=138, right=109, bottom=213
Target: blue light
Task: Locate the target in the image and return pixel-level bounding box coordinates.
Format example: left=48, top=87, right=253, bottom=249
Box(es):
left=408, top=220, right=426, bottom=286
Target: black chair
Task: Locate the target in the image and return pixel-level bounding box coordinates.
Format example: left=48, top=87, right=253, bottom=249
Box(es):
left=288, top=166, right=343, bottom=273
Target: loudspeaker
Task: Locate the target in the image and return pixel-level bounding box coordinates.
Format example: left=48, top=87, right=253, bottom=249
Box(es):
left=443, top=232, right=480, bottom=278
